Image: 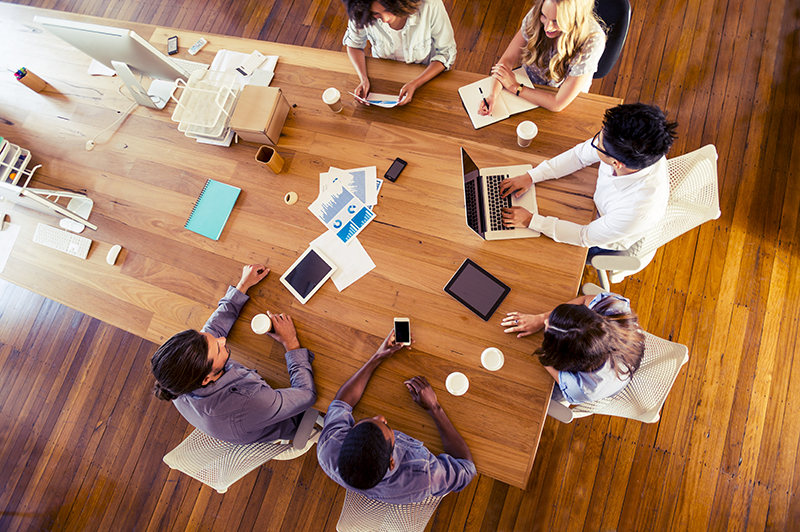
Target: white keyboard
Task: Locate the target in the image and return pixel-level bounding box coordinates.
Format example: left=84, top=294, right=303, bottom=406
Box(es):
left=171, top=57, right=210, bottom=76
left=33, top=223, right=92, bottom=259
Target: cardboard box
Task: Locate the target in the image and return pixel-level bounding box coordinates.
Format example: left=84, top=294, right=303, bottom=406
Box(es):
left=231, top=86, right=290, bottom=145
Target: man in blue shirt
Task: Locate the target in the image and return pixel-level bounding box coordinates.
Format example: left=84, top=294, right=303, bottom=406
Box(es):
left=317, top=331, right=476, bottom=504
left=150, top=263, right=316, bottom=445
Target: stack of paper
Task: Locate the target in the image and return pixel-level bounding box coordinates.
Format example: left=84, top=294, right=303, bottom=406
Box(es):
left=306, top=166, right=382, bottom=291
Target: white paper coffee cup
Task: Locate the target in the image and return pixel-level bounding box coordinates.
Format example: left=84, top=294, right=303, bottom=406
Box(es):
left=445, top=372, right=469, bottom=396
left=481, top=347, right=505, bottom=371
left=251, top=313, right=272, bottom=334
left=323, top=87, right=343, bottom=113
left=517, top=121, right=538, bottom=147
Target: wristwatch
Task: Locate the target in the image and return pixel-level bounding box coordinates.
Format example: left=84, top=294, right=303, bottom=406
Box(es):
left=516, top=83, right=524, bottom=96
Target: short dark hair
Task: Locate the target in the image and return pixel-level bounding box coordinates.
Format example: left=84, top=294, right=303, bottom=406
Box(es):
left=601, top=103, right=678, bottom=170
left=337, top=421, right=393, bottom=489
left=343, top=0, right=422, bottom=29
left=536, top=303, right=644, bottom=379
left=151, top=329, right=211, bottom=401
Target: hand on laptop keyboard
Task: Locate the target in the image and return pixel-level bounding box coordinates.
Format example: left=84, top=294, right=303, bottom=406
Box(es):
left=499, top=173, right=533, bottom=199
left=501, top=206, right=533, bottom=228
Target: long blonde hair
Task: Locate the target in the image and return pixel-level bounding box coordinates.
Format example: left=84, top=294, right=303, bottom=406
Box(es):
left=521, top=0, right=602, bottom=84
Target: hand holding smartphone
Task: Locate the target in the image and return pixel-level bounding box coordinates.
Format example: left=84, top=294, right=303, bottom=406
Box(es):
left=394, top=317, right=411, bottom=346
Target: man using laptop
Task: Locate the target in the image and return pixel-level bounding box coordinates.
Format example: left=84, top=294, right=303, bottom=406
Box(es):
left=500, top=103, right=678, bottom=253
left=317, top=330, right=476, bottom=503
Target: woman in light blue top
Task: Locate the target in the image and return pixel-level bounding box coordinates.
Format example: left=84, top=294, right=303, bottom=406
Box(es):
left=479, top=0, right=605, bottom=114
left=342, top=0, right=456, bottom=105
left=502, top=292, right=644, bottom=405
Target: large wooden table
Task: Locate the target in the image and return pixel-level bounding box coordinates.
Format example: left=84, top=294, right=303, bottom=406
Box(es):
left=0, top=4, right=621, bottom=489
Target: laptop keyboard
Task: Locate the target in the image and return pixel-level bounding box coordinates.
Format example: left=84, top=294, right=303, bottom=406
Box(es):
left=486, top=174, right=512, bottom=231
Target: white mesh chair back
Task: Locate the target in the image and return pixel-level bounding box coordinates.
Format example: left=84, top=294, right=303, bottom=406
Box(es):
left=336, top=490, right=443, bottom=532
left=569, top=332, right=689, bottom=423
left=163, top=429, right=292, bottom=493
left=628, top=144, right=721, bottom=258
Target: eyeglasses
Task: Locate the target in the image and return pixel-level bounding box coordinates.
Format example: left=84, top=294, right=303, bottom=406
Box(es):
left=591, top=131, right=615, bottom=159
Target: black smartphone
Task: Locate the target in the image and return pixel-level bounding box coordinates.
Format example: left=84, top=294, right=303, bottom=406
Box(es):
left=394, top=318, right=411, bottom=346
left=384, top=158, right=407, bottom=182
left=167, top=36, right=178, bottom=55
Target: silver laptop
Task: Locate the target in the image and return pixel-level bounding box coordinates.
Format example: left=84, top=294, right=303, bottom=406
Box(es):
left=460, top=148, right=540, bottom=240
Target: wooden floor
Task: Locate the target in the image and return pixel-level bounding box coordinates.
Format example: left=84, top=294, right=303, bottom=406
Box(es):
left=1, top=0, right=798, bottom=530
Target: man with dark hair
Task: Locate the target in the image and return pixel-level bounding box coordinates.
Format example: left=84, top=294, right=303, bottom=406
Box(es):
left=317, top=331, right=476, bottom=502
left=151, top=263, right=315, bottom=445
left=500, top=102, right=679, bottom=251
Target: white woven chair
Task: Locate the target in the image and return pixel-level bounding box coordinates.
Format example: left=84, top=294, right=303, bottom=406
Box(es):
left=163, top=408, right=320, bottom=494
left=336, top=491, right=443, bottom=532
left=584, top=144, right=721, bottom=292
left=546, top=332, right=689, bottom=424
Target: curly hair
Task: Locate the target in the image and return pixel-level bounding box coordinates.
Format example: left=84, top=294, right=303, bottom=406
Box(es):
left=343, top=0, right=422, bottom=29
left=535, top=302, right=644, bottom=379
left=520, top=0, right=601, bottom=85
left=151, top=329, right=211, bottom=401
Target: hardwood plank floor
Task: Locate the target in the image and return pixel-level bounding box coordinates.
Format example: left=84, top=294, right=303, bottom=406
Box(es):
left=1, top=0, right=799, bottom=529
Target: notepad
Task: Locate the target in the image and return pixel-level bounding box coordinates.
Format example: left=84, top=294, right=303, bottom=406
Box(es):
left=458, top=68, right=538, bottom=129
left=185, top=179, right=241, bottom=240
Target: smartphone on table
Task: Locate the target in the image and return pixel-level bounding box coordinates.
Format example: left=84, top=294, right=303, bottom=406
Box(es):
left=384, top=158, right=407, bottom=182
left=394, top=317, right=411, bottom=346
left=167, top=36, right=178, bottom=55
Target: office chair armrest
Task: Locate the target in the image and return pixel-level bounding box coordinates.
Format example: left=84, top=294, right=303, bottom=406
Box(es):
left=589, top=253, right=644, bottom=272
left=547, top=399, right=574, bottom=423
left=292, top=408, right=321, bottom=449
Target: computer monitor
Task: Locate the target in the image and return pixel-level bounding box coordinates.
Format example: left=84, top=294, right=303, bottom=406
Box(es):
left=34, top=16, right=190, bottom=109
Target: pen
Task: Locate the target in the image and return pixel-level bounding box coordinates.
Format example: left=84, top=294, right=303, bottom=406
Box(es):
left=479, top=87, right=490, bottom=111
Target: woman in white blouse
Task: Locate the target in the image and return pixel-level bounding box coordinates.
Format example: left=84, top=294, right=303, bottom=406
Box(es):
left=342, top=0, right=456, bottom=105
left=480, top=0, right=605, bottom=114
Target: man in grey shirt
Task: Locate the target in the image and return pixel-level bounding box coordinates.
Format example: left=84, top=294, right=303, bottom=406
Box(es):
left=151, top=263, right=316, bottom=444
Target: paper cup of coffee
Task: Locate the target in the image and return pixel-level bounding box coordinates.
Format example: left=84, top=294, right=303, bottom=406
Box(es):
left=323, top=87, right=343, bottom=113
left=516, top=121, right=538, bottom=147
left=481, top=347, right=505, bottom=371
left=251, top=313, right=272, bottom=334
left=445, top=372, right=469, bottom=396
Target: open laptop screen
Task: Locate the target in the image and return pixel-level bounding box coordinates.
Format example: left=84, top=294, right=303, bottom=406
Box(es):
left=461, top=148, right=485, bottom=237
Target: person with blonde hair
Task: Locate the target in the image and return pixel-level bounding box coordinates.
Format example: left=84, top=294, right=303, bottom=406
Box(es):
left=479, top=0, right=605, bottom=114
left=502, top=292, right=644, bottom=404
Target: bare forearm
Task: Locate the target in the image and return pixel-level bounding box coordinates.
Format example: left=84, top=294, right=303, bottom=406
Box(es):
left=410, top=61, right=445, bottom=88
left=333, top=355, right=382, bottom=407
left=347, top=47, right=369, bottom=82
left=427, top=405, right=473, bottom=462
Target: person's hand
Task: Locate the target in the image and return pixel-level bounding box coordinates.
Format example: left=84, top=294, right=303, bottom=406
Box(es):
left=373, top=329, right=410, bottom=361
left=501, top=312, right=546, bottom=338
left=404, top=376, right=441, bottom=412
left=499, top=173, right=532, bottom=199
left=354, top=78, right=371, bottom=104
left=490, top=63, right=517, bottom=91
left=502, top=206, right=533, bottom=228
left=266, top=311, right=301, bottom=351
left=398, top=81, right=417, bottom=106
left=236, top=263, right=270, bottom=294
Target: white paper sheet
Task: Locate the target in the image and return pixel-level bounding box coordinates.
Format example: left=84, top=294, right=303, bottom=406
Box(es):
left=311, top=231, right=375, bottom=291
left=320, top=166, right=378, bottom=206
left=210, top=49, right=279, bottom=86
left=0, top=223, right=21, bottom=274
left=308, top=183, right=375, bottom=245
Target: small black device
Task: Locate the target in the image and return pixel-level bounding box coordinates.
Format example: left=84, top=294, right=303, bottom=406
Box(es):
left=384, top=158, right=407, bottom=182
left=167, top=35, right=178, bottom=55
left=394, top=318, right=411, bottom=346
left=444, top=258, right=510, bottom=321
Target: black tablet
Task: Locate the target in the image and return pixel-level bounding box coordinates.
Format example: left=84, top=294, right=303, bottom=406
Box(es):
left=443, top=258, right=510, bottom=321
left=280, top=247, right=337, bottom=304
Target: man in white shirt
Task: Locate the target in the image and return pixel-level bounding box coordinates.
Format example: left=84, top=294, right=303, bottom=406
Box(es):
left=500, top=103, right=678, bottom=252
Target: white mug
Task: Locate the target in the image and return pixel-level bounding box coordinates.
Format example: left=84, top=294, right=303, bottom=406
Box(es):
left=481, top=347, right=505, bottom=371
left=445, top=372, right=469, bottom=396
left=251, top=313, right=272, bottom=334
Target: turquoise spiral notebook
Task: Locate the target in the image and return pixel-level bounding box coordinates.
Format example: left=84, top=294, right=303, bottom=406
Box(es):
left=185, top=179, right=241, bottom=240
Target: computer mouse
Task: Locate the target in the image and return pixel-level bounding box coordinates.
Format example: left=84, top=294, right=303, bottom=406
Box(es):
left=106, top=244, right=122, bottom=265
